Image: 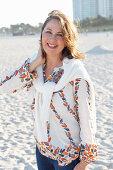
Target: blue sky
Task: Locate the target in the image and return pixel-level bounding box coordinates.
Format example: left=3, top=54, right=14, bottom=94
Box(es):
left=0, top=0, right=73, bottom=27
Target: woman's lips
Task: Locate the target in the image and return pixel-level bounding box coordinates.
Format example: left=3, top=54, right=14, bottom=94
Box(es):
left=47, top=43, right=57, bottom=49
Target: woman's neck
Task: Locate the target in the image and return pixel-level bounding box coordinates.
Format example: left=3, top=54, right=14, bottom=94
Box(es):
left=45, top=56, right=63, bottom=70
left=44, top=56, right=63, bottom=79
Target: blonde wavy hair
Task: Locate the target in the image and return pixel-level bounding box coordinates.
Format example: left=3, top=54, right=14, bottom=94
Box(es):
left=40, top=10, right=85, bottom=60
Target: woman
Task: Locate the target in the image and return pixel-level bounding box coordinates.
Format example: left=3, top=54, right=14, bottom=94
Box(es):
left=0, top=10, right=97, bottom=170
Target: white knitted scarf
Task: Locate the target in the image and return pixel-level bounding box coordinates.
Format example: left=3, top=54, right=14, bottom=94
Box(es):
left=31, top=54, right=94, bottom=142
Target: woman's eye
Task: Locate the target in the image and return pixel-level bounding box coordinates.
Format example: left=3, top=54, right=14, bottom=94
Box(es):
left=46, top=31, right=52, bottom=34
left=57, top=34, right=63, bottom=37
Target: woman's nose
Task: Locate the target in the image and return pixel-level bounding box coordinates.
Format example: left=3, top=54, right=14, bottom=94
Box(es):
left=50, top=34, right=56, bottom=40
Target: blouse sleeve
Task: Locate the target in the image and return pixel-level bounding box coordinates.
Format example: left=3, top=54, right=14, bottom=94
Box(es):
left=0, top=58, right=37, bottom=94
left=74, top=78, right=97, bottom=163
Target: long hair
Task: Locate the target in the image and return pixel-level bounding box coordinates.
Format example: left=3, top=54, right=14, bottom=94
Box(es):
left=40, top=10, right=85, bottom=60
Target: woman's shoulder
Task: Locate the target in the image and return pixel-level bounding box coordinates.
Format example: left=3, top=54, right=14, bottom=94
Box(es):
left=63, top=57, right=84, bottom=69
left=71, top=59, right=92, bottom=84
left=63, top=58, right=86, bottom=74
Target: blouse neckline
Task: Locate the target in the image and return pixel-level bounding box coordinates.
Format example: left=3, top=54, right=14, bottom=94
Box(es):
left=42, top=64, right=64, bottom=83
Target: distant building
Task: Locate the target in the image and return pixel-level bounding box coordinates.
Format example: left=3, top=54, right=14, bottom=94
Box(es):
left=73, top=0, right=113, bottom=21
left=98, top=0, right=113, bottom=18
left=109, top=0, right=113, bottom=17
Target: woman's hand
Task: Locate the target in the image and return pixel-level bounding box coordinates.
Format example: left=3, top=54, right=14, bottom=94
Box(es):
left=73, top=160, right=88, bottom=170
left=29, top=47, right=45, bottom=72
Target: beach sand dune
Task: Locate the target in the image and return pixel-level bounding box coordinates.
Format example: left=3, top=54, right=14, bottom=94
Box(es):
left=86, top=45, right=113, bottom=54
left=0, top=33, right=113, bottom=169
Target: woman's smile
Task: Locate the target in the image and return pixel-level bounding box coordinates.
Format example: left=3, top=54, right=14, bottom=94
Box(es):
left=47, top=42, right=57, bottom=49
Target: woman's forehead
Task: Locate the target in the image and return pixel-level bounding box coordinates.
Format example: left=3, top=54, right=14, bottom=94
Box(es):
left=44, top=19, right=63, bottom=31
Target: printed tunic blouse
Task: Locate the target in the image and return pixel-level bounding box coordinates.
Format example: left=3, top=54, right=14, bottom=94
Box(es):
left=0, top=57, right=97, bottom=166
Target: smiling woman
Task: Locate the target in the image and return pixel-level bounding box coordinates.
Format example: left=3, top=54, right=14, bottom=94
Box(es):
left=30, top=10, right=97, bottom=170
left=0, top=10, right=97, bottom=170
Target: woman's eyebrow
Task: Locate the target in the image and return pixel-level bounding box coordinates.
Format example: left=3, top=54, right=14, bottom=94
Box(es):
left=45, top=28, right=63, bottom=34
left=45, top=28, right=52, bottom=31
left=57, top=32, right=63, bottom=34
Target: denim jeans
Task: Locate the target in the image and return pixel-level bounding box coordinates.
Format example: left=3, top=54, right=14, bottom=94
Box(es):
left=36, top=145, right=80, bottom=170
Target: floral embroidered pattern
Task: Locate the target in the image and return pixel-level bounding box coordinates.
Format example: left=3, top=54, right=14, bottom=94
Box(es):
left=74, top=79, right=81, bottom=122
left=37, top=141, right=79, bottom=166
left=50, top=100, right=76, bottom=146
left=79, top=143, right=98, bottom=163
left=58, top=90, right=79, bottom=122
left=43, top=67, right=64, bottom=84
left=31, top=98, right=35, bottom=110
left=85, top=80, right=91, bottom=107
left=0, top=58, right=37, bottom=93
left=19, top=59, right=37, bottom=83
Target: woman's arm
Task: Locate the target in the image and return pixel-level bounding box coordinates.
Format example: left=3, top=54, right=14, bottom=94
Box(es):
left=73, top=79, right=97, bottom=169
left=0, top=57, right=37, bottom=94
left=0, top=48, right=45, bottom=94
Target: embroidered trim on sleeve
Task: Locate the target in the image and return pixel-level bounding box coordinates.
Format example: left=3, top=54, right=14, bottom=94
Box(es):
left=79, top=143, right=98, bottom=163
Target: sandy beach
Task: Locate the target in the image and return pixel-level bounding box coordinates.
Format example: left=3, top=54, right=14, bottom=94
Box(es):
left=0, top=32, right=113, bottom=170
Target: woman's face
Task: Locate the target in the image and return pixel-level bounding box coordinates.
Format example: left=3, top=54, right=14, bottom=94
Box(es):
left=41, top=19, right=65, bottom=58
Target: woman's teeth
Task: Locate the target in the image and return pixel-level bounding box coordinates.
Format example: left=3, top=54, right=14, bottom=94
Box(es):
left=48, top=43, right=56, bottom=47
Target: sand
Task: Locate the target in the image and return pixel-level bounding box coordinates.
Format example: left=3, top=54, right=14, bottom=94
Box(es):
left=0, top=32, right=113, bottom=170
